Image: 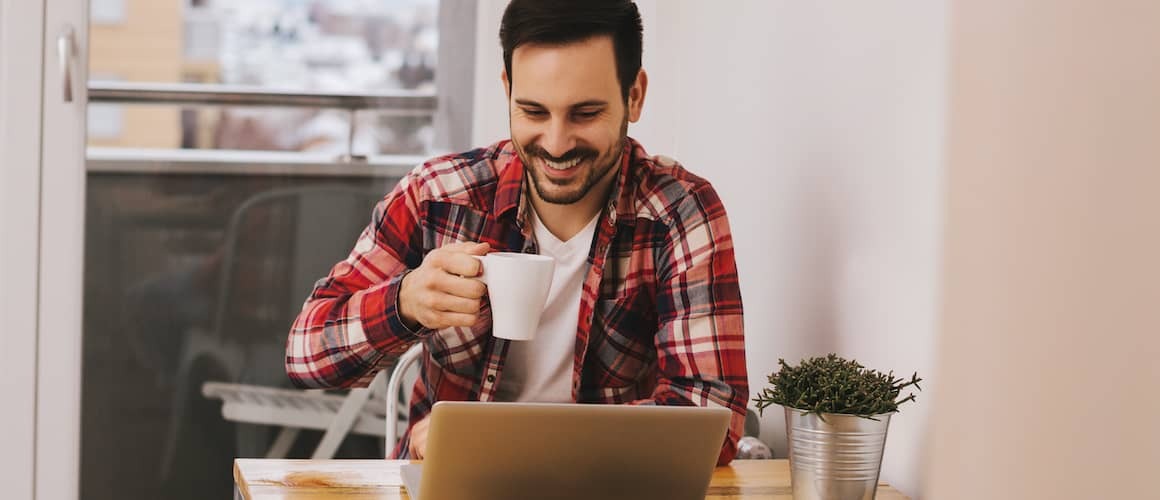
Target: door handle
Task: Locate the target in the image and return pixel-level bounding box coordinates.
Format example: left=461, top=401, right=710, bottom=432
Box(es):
left=58, top=26, right=75, bottom=102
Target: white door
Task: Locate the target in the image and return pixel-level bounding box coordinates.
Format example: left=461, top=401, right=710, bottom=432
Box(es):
left=10, top=0, right=465, bottom=498
left=0, top=0, right=89, bottom=496
left=0, top=0, right=67, bottom=498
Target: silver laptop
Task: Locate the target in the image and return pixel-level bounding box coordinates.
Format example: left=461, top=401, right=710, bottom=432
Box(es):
left=400, top=401, right=730, bottom=500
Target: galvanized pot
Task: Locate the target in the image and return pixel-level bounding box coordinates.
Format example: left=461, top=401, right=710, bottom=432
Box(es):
left=783, top=407, right=891, bottom=500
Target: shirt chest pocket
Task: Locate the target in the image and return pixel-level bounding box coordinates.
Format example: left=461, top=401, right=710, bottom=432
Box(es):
left=586, top=292, right=658, bottom=388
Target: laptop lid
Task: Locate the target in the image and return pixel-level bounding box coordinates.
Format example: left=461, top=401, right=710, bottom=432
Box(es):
left=410, top=402, right=730, bottom=500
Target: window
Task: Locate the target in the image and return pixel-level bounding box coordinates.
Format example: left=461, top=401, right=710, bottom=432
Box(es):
left=88, top=0, right=449, bottom=155
left=80, top=2, right=476, bottom=499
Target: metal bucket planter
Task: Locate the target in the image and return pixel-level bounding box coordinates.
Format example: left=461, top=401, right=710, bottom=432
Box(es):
left=784, top=407, right=891, bottom=500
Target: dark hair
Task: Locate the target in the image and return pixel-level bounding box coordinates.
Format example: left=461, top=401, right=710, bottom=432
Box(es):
left=500, top=0, right=643, bottom=101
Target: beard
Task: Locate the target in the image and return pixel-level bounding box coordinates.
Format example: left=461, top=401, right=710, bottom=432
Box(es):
left=513, top=117, right=628, bottom=205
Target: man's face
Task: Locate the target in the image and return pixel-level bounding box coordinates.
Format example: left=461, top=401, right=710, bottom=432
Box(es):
left=505, top=36, right=645, bottom=205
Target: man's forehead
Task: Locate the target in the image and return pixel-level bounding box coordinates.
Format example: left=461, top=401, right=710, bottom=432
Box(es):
left=510, top=36, right=620, bottom=105
left=511, top=34, right=617, bottom=65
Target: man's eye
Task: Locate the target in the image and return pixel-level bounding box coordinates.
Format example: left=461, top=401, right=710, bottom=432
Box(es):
left=573, top=111, right=599, bottom=120
left=523, top=109, right=547, bottom=117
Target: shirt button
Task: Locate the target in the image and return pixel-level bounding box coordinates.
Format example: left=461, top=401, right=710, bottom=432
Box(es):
left=486, top=374, right=496, bottom=383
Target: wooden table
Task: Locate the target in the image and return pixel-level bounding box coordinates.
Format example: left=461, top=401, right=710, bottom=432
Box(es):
left=234, top=459, right=910, bottom=499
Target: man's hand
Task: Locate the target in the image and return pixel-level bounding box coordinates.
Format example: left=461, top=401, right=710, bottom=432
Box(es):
left=408, top=415, right=431, bottom=459
left=399, top=242, right=490, bottom=330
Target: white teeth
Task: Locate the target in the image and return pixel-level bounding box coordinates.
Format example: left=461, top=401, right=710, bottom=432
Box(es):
left=544, top=157, right=581, bottom=170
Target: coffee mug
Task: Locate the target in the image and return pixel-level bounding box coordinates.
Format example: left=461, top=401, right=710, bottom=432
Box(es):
left=471, top=252, right=555, bottom=341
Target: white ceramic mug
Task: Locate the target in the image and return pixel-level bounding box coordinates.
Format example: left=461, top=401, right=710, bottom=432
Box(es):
left=471, top=252, right=555, bottom=341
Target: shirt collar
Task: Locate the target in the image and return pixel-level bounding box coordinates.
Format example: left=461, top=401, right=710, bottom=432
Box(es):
left=492, top=141, right=525, bottom=221
left=492, top=138, right=644, bottom=227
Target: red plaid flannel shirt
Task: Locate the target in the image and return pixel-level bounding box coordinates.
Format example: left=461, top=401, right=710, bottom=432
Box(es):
left=286, top=138, right=748, bottom=464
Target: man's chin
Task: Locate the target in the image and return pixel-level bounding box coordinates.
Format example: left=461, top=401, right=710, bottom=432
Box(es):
left=537, top=188, right=587, bottom=205
left=531, top=177, right=587, bottom=205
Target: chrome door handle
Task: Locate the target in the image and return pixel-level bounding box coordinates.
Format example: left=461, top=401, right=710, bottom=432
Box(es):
left=58, top=26, right=75, bottom=102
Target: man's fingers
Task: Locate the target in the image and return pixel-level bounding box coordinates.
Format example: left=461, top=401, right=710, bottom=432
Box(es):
left=439, top=251, right=484, bottom=277
left=433, top=241, right=489, bottom=256
left=427, top=311, right=478, bottom=329
left=438, top=241, right=480, bottom=252
left=409, top=416, right=430, bottom=459
left=416, top=307, right=477, bottom=329
left=405, top=242, right=492, bottom=330
left=438, top=274, right=487, bottom=299
left=431, top=293, right=481, bottom=315
left=465, top=242, right=491, bottom=256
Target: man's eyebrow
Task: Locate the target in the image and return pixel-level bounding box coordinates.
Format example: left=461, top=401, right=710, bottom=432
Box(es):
left=571, top=100, right=608, bottom=108
left=513, top=98, right=609, bottom=109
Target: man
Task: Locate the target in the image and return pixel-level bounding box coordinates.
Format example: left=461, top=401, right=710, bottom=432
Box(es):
left=286, top=0, right=748, bottom=465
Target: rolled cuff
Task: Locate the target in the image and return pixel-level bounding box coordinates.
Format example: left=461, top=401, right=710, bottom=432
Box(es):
left=362, top=270, right=428, bottom=354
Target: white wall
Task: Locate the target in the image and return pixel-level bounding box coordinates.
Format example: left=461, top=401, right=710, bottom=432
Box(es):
left=470, top=0, right=508, bottom=145
left=471, top=2, right=947, bottom=497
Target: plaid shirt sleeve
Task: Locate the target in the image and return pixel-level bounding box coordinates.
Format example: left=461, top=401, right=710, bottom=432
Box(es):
left=285, top=168, right=429, bottom=389
left=639, top=182, right=748, bottom=466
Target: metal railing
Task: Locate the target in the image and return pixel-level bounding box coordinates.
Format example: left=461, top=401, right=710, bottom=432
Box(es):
left=86, top=81, right=438, bottom=169
left=88, top=81, right=437, bottom=113
left=86, top=147, right=425, bottom=177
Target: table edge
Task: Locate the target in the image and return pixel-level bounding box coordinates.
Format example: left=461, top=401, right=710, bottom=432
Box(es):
left=233, top=459, right=253, bottom=500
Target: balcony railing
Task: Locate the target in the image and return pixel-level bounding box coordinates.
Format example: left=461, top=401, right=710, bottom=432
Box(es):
left=87, top=82, right=437, bottom=113
left=86, top=81, right=439, bottom=172
left=86, top=147, right=424, bottom=177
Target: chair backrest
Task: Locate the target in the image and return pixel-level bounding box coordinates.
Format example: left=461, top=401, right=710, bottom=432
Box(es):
left=385, top=343, right=425, bottom=453
left=210, top=185, right=382, bottom=386
left=212, top=185, right=382, bottom=343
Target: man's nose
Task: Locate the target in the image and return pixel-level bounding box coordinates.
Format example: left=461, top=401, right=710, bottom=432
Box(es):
left=539, top=118, right=576, bottom=158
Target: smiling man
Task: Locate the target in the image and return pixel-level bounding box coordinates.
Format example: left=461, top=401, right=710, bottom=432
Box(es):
left=286, top=0, right=748, bottom=465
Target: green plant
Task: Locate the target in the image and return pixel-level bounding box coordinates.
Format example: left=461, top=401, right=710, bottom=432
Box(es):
left=753, top=354, right=922, bottom=420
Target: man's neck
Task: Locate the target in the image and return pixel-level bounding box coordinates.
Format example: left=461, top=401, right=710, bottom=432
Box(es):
left=529, top=163, right=618, bottom=242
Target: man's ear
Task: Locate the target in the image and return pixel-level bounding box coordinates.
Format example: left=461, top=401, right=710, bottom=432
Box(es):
left=627, top=69, right=648, bottom=123
left=502, top=69, right=511, bottom=99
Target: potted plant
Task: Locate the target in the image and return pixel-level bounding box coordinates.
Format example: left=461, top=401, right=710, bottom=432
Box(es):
left=753, top=354, right=922, bottom=500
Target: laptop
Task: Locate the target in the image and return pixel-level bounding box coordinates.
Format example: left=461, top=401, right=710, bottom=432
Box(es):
left=400, top=401, right=730, bottom=500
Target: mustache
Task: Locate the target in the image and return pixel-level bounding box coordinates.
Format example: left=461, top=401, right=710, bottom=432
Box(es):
left=524, top=144, right=597, bottom=163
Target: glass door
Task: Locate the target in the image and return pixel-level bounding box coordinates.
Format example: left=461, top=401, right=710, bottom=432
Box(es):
left=35, top=0, right=474, bottom=498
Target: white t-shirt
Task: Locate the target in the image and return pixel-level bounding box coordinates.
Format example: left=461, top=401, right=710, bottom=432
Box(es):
left=493, top=210, right=600, bottom=403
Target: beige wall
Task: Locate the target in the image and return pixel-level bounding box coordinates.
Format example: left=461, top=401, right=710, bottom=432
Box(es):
left=927, top=1, right=1160, bottom=498
left=89, top=0, right=183, bottom=148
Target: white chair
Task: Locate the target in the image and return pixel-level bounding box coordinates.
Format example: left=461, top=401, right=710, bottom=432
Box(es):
left=200, top=342, right=422, bottom=459
left=203, top=376, right=387, bottom=459
left=384, top=343, right=424, bottom=454
left=201, top=343, right=424, bottom=459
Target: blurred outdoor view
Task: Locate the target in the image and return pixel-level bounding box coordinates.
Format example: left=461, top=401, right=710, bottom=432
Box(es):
left=89, top=0, right=438, bottom=155
left=82, top=1, right=449, bottom=499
